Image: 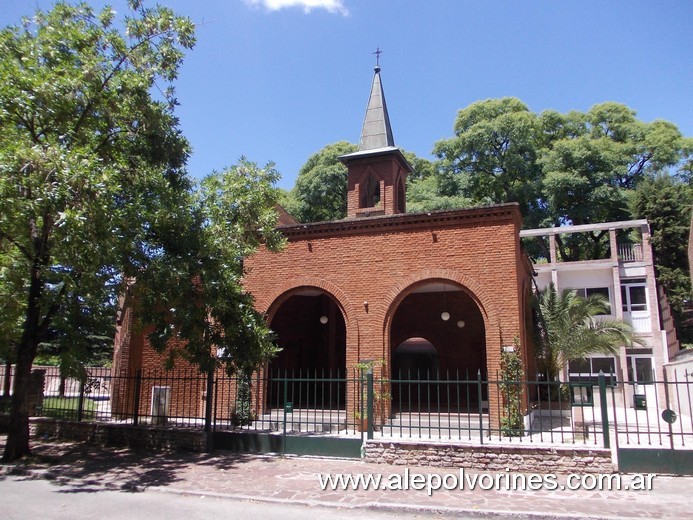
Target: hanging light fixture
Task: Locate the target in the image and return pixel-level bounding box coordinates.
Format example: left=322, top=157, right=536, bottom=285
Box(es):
left=441, top=283, right=450, bottom=321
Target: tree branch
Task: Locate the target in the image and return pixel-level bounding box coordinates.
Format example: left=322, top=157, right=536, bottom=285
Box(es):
left=0, top=229, right=33, bottom=262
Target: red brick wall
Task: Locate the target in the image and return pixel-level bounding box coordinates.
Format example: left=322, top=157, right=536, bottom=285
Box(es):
left=346, top=154, right=409, bottom=217
left=113, top=204, right=530, bottom=424
left=244, top=204, right=528, bottom=417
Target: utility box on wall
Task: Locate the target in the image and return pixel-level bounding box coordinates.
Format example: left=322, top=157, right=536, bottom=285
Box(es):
left=151, top=386, right=171, bottom=425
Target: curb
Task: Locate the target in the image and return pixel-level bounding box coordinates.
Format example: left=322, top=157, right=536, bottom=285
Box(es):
left=146, top=486, right=629, bottom=520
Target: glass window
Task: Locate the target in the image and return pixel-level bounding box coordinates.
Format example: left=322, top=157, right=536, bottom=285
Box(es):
left=568, top=359, right=590, bottom=373
left=622, top=283, right=648, bottom=312
left=591, top=357, right=616, bottom=374
left=573, top=287, right=611, bottom=315
left=568, top=357, right=616, bottom=375
left=360, top=175, right=380, bottom=208
left=629, top=286, right=647, bottom=311
left=634, top=357, right=653, bottom=383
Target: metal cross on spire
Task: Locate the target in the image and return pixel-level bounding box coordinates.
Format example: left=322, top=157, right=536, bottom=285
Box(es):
left=372, top=47, right=382, bottom=67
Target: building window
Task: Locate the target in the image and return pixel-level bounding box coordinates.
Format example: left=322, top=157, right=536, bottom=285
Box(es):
left=360, top=174, right=380, bottom=208
left=572, top=287, right=611, bottom=315
left=621, top=279, right=647, bottom=312
left=396, top=176, right=405, bottom=213
left=568, top=356, right=617, bottom=384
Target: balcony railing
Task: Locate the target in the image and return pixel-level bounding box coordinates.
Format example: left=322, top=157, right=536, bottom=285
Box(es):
left=618, top=243, right=643, bottom=262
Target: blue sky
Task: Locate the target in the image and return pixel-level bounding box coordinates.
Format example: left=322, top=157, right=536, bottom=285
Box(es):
left=2, top=0, right=692, bottom=190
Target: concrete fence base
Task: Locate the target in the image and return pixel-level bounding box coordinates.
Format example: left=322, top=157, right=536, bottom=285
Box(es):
left=30, top=418, right=210, bottom=453
left=364, top=440, right=615, bottom=473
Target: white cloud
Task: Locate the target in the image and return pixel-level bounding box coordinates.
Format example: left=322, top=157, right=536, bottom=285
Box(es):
left=245, top=0, right=349, bottom=16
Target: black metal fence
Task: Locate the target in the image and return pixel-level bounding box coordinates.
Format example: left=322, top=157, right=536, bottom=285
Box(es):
left=3, top=365, right=691, bottom=449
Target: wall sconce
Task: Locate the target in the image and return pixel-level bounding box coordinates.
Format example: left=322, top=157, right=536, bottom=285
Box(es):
left=319, top=315, right=328, bottom=325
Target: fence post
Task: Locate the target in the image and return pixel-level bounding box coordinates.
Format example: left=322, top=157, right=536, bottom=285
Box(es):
left=133, top=369, right=142, bottom=426
left=204, top=369, right=214, bottom=434
left=77, top=379, right=86, bottom=422
left=477, top=370, right=484, bottom=445
left=366, top=368, right=374, bottom=440
left=598, top=371, right=610, bottom=449
left=282, top=376, right=288, bottom=455
left=663, top=370, right=675, bottom=451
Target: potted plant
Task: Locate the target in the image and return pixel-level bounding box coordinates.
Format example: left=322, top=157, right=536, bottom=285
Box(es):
left=354, top=359, right=391, bottom=432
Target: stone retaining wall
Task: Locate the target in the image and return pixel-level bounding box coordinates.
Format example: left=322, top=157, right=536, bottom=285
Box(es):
left=31, top=418, right=209, bottom=453
left=364, top=440, right=615, bottom=473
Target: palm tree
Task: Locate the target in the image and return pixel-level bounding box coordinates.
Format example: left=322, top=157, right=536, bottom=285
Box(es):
left=535, top=283, right=640, bottom=380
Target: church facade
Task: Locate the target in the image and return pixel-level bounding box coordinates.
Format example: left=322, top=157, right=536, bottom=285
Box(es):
left=112, top=64, right=534, bottom=419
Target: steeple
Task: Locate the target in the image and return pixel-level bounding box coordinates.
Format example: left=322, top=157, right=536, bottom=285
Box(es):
left=339, top=54, right=412, bottom=218
left=359, top=64, right=395, bottom=151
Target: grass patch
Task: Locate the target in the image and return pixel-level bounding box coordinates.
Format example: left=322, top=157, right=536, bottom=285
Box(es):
left=40, top=396, right=97, bottom=420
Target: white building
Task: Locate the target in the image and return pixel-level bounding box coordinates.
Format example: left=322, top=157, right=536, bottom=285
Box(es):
left=521, top=220, right=681, bottom=409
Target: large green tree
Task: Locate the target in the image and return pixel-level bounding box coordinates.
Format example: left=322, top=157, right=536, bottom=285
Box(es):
left=631, top=173, right=693, bottom=343
left=284, top=141, right=356, bottom=223
left=433, top=98, right=545, bottom=228
left=0, top=1, right=196, bottom=461
left=434, top=98, right=689, bottom=262
left=138, top=158, right=285, bottom=375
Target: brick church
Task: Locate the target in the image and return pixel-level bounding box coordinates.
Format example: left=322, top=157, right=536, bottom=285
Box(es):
left=113, top=63, right=534, bottom=415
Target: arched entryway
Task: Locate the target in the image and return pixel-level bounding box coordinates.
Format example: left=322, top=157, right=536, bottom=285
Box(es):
left=393, top=337, right=439, bottom=378
left=266, top=287, right=346, bottom=407
left=389, top=281, right=486, bottom=411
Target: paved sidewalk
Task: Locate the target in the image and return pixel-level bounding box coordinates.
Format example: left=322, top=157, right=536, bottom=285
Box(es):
left=0, top=436, right=689, bottom=519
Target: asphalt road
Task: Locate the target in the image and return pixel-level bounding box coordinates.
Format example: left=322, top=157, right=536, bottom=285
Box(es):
left=0, top=475, right=490, bottom=520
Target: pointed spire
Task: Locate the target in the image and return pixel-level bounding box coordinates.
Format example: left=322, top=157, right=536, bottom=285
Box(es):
left=358, top=58, right=395, bottom=151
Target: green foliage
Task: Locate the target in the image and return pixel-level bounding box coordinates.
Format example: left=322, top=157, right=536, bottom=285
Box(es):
left=406, top=169, right=473, bottom=213
left=432, top=98, right=689, bottom=262
left=286, top=141, right=356, bottom=222
left=231, top=373, right=254, bottom=427
left=535, top=284, right=640, bottom=380
left=139, top=158, right=285, bottom=376
left=0, top=0, right=196, bottom=357
left=630, top=174, right=693, bottom=342
left=0, top=246, right=24, bottom=362
left=434, top=98, right=545, bottom=228
left=499, top=347, right=524, bottom=437
left=40, top=396, right=96, bottom=421
left=0, top=0, right=198, bottom=460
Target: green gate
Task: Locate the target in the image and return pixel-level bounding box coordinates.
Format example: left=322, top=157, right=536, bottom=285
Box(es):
left=614, top=372, right=693, bottom=475
left=212, top=371, right=368, bottom=459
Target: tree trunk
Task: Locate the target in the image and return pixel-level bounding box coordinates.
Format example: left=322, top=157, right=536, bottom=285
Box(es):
left=2, top=358, right=11, bottom=398
left=2, top=269, right=42, bottom=462
left=3, top=346, right=36, bottom=461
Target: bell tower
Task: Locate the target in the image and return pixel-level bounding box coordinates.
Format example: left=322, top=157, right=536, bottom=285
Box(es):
left=340, top=55, right=412, bottom=218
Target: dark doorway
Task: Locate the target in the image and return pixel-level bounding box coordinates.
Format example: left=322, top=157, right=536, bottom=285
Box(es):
left=267, top=289, right=346, bottom=408
left=390, top=282, right=487, bottom=412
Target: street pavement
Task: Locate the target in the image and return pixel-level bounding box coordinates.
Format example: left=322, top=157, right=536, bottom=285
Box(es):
left=0, top=435, right=690, bottom=519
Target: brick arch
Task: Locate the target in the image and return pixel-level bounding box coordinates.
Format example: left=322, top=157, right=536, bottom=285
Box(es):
left=394, top=172, right=406, bottom=213
left=354, top=164, right=382, bottom=184
left=257, top=276, right=359, bottom=347
left=381, top=269, right=501, bottom=377
left=382, top=269, right=498, bottom=331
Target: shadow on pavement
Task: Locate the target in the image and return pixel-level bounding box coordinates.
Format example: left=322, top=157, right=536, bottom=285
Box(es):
left=0, top=434, right=261, bottom=494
